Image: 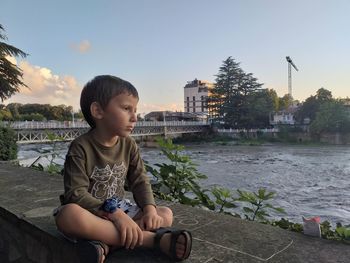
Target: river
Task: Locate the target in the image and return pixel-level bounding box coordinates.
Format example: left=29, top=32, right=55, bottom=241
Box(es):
left=18, top=142, right=350, bottom=225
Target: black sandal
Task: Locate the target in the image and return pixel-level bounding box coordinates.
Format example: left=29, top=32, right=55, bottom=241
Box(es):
left=76, top=240, right=109, bottom=263
left=154, top=227, right=192, bottom=262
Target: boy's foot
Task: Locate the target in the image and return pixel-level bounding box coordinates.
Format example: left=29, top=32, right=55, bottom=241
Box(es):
left=76, top=240, right=109, bottom=263
left=153, top=227, right=192, bottom=261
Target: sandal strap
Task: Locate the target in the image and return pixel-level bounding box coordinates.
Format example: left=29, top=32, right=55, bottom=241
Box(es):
left=154, top=227, right=174, bottom=249
left=90, top=240, right=109, bottom=256
left=170, top=230, right=192, bottom=261
left=169, top=229, right=183, bottom=257
left=153, top=227, right=193, bottom=261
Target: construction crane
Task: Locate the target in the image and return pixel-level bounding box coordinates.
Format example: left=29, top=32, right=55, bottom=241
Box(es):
left=286, top=56, right=298, bottom=97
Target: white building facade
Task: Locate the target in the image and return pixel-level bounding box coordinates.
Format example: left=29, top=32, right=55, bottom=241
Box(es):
left=184, top=79, right=213, bottom=120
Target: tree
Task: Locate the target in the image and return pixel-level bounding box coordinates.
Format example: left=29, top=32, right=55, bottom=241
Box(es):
left=295, top=88, right=333, bottom=124
left=6, top=102, right=22, bottom=120
left=0, top=24, right=28, bottom=101
left=208, top=57, right=263, bottom=128
left=0, top=108, right=12, bottom=120
left=310, top=100, right=350, bottom=135
left=245, top=89, right=276, bottom=128
left=278, top=94, right=293, bottom=111
left=316, top=88, right=332, bottom=103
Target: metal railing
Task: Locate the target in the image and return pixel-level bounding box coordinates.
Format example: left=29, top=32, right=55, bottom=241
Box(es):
left=3, top=120, right=209, bottom=130
left=218, top=128, right=279, bottom=133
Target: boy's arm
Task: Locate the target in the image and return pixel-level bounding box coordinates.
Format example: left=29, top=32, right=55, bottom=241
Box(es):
left=127, top=140, right=156, bottom=209
left=62, top=145, right=103, bottom=214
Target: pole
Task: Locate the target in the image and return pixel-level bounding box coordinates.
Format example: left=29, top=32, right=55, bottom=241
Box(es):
left=71, top=110, right=75, bottom=127
left=288, top=62, right=292, bottom=97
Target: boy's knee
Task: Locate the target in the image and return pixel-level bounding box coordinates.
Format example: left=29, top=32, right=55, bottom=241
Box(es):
left=157, top=206, right=173, bottom=226
left=55, top=203, right=87, bottom=231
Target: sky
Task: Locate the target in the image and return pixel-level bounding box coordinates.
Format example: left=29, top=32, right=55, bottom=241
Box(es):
left=2, top=0, right=350, bottom=114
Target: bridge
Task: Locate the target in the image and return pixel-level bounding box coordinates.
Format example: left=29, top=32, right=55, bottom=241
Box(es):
left=4, top=121, right=210, bottom=144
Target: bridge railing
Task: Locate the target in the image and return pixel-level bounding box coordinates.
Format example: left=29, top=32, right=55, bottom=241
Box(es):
left=3, top=121, right=89, bottom=129
left=218, top=128, right=279, bottom=133
left=3, top=120, right=209, bottom=129
left=135, top=121, right=209, bottom=127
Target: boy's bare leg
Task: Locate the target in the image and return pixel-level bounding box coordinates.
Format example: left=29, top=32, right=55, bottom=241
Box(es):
left=55, top=204, right=187, bottom=259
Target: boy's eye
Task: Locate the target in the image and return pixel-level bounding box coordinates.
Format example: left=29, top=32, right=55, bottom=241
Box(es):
left=122, top=105, right=136, bottom=112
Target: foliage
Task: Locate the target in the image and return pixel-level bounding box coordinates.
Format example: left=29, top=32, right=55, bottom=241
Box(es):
left=3, top=103, right=74, bottom=121
left=278, top=94, right=294, bottom=111
left=244, top=89, right=276, bottom=128
left=236, top=188, right=285, bottom=222
left=0, top=108, right=13, bottom=120
left=294, top=88, right=333, bottom=125
left=272, top=218, right=303, bottom=232
left=0, top=24, right=28, bottom=101
left=0, top=124, right=17, bottom=160
left=211, top=186, right=236, bottom=213
left=208, top=57, right=264, bottom=128
left=335, top=226, right=350, bottom=242
left=310, top=100, right=350, bottom=134
left=146, top=137, right=214, bottom=209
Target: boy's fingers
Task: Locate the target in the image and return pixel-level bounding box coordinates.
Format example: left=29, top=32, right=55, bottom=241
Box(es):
left=138, top=227, right=143, bottom=246
left=141, top=219, right=146, bottom=230
left=131, top=228, right=138, bottom=249
left=120, top=229, right=126, bottom=246
left=126, top=228, right=133, bottom=249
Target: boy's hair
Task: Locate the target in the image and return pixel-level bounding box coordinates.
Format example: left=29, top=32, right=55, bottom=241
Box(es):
left=80, top=75, right=139, bottom=128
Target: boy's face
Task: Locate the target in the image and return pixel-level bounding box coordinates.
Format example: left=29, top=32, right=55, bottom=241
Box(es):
left=96, top=92, right=138, bottom=137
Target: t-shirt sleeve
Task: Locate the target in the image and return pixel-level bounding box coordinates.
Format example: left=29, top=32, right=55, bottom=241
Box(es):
left=62, top=142, right=103, bottom=214
left=127, top=139, right=156, bottom=208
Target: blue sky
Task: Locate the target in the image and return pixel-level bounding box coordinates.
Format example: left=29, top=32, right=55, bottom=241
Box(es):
left=2, top=0, right=350, bottom=113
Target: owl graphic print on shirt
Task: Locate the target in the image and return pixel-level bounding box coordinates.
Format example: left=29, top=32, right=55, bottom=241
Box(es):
left=90, top=162, right=127, bottom=200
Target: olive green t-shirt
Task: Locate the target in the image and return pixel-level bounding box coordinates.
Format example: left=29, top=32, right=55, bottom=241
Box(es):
left=60, top=131, right=155, bottom=214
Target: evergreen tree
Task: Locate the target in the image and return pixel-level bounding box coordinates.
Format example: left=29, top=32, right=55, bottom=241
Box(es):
left=208, top=57, right=263, bottom=128
left=0, top=24, right=28, bottom=101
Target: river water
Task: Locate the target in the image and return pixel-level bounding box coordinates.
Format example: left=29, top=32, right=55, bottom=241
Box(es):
left=18, top=142, right=350, bottom=225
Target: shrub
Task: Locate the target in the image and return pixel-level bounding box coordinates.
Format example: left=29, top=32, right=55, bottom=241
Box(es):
left=0, top=125, right=17, bottom=160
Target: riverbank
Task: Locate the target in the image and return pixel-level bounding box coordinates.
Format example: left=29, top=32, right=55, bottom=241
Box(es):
left=1, top=162, right=350, bottom=263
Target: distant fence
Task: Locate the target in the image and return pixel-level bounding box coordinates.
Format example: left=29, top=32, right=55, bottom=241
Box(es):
left=218, top=128, right=279, bottom=133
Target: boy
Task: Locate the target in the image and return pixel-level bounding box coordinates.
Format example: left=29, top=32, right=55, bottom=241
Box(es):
left=54, top=75, right=192, bottom=263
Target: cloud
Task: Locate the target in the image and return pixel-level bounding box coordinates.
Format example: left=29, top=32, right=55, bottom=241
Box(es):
left=5, top=58, right=82, bottom=110
left=5, top=57, right=183, bottom=114
left=70, top=40, right=91, bottom=53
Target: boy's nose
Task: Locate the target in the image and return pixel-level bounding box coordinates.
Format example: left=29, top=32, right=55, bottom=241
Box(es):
left=130, top=112, right=137, bottom=122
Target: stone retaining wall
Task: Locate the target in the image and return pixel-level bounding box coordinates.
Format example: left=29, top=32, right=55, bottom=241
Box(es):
left=0, top=207, right=77, bottom=263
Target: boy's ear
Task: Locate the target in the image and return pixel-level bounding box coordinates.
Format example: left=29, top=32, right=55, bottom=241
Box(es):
left=90, top=102, right=104, bottom=120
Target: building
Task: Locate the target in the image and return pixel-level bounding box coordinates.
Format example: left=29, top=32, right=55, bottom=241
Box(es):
left=270, top=105, right=299, bottom=126
left=184, top=79, right=214, bottom=119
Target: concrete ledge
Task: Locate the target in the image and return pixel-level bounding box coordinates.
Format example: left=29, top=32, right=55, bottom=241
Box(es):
left=1, top=163, right=350, bottom=263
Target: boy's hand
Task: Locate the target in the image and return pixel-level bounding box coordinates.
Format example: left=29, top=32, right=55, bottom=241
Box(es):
left=109, top=210, right=143, bottom=249
left=139, top=205, right=163, bottom=231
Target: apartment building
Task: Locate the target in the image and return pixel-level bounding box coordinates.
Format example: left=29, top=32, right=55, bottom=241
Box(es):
left=184, top=79, right=214, bottom=119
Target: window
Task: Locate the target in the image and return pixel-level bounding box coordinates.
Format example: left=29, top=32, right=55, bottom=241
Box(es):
left=186, top=97, right=189, bottom=112
left=193, top=96, right=196, bottom=112
left=201, top=96, right=204, bottom=112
